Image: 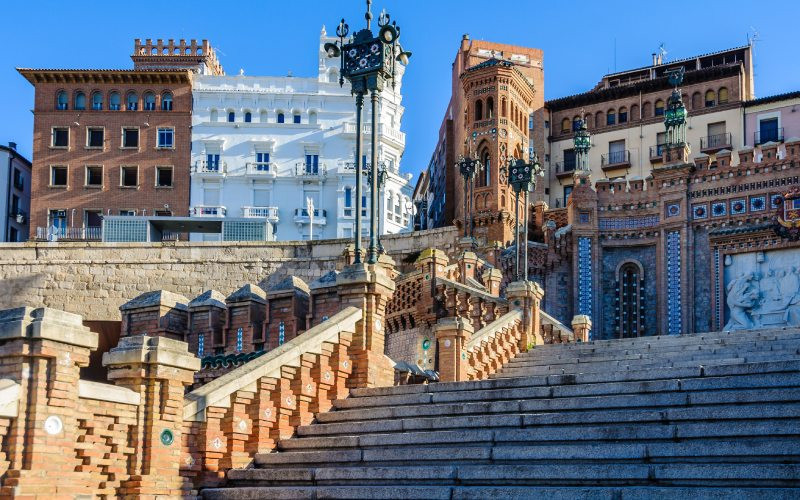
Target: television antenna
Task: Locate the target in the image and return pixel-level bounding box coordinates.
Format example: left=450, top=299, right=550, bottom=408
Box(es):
left=658, top=43, right=668, bottom=64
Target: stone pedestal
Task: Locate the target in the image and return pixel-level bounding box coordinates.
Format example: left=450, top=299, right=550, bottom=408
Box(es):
left=458, top=251, right=480, bottom=282
left=506, top=280, right=545, bottom=349
left=0, top=307, right=98, bottom=497
left=571, top=314, right=592, bottom=342
left=434, top=317, right=474, bottom=382
left=103, top=335, right=200, bottom=497
left=482, top=268, right=503, bottom=296
left=336, top=261, right=396, bottom=389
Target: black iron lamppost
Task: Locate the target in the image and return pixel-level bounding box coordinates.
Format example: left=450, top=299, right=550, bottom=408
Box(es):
left=507, top=152, right=545, bottom=281
left=363, top=160, right=389, bottom=252
left=455, top=155, right=482, bottom=239
left=325, top=0, right=411, bottom=264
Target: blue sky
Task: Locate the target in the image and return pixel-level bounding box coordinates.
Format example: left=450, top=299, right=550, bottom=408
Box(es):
left=2, top=0, right=798, bottom=178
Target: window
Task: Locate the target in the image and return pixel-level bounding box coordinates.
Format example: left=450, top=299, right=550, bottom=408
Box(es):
left=561, top=118, right=570, bottom=133
left=74, top=92, right=86, bottom=110
left=210, top=109, right=218, bottom=122
left=9, top=227, right=18, bottom=242
left=144, top=92, right=156, bottom=111
left=85, top=210, right=102, bottom=228
left=344, top=187, right=353, bottom=216
left=161, top=92, right=173, bottom=111
left=260, top=110, right=268, bottom=122
left=705, top=90, right=716, bottom=107
left=91, top=92, right=103, bottom=110
left=253, top=188, right=270, bottom=207
left=564, top=185, right=573, bottom=207
left=57, top=90, right=68, bottom=110
left=759, top=118, right=780, bottom=144
left=305, top=154, right=319, bottom=174
left=49, top=210, right=67, bottom=231
left=642, top=102, right=651, bottom=118
left=13, top=169, right=23, bottom=190
left=486, top=97, right=494, bottom=119
left=608, top=140, right=626, bottom=163
left=227, top=111, right=235, bottom=122
left=654, top=100, right=664, bottom=116
left=478, top=150, right=490, bottom=187
left=528, top=113, right=534, bottom=130
left=109, top=92, right=121, bottom=110
left=50, top=166, right=67, bottom=186
left=595, top=111, right=604, bottom=127
left=255, top=152, right=270, bottom=170
left=87, top=128, right=104, bottom=148
left=618, top=107, right=628, bottom=124
left=309, top=111, right=317, bottom=124
left=691, top=92, right=702, bottom=109
left=617, top=262, right=644, bottom=338
left=126, top=92, right=138, bottom=111
left=362, top=195, right=368, bottom=217
left=244, top=111, right=252, bottom=123
left=572, top=116, right=581, bottom=131
left=630, top=104, right=639, bottom=121
left=120, top=166, right=138, bottom=187
left=475, top=100, right=483, bottom=121
left=293, top=113, right=301, bottom=124
left=157, top=128, right=174, bottom=148
left=52, top=127, right=69, bottom=148
left=85, top=166, right=103, bottom=186
left=277, top=112, right=285, bottom=123
left=119, top=210, right=135, bottom=216
left=123, top=128, right=139, bottom=148
left=206, top=154, right=220, bottom=170
left=156, top=166, right=173, bottom=187
left=707, top=122, right=727, bottom=148
left=606, top=110, right=616, bottom=126
left=563, top=149, right=576, bottom=171
left=718, top=87, right=728, bottom=104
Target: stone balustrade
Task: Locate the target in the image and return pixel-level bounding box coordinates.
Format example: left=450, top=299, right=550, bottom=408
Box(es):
left=435, top=276, right=509, bottom=332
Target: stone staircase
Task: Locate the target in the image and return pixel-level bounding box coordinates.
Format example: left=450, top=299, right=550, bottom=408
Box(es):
left=202, top=327, right=800, bottom=499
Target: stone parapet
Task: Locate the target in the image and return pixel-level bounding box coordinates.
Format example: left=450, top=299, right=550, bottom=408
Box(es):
left=120, top=289, right=189, bottom=340
left=571, top=314, right=592, bottom=342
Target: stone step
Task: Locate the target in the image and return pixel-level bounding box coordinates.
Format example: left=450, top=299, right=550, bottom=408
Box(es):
left=203, top=485, right=800, bottom=500
left=279, top=420, right=799, bottom=451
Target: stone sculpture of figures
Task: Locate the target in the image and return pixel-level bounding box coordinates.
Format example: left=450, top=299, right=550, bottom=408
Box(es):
left=724, top=262, right=800, bottom=331
left=785, top=267, right=800, bottom=325
left=723, top=273, right=759, bottom=331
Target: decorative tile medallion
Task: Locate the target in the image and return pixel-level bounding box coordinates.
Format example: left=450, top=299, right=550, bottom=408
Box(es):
left=666, top=231, right=682, bottom=335
left=730, top=198, right=746, bottom=215
left=236, top=327, right=243, bottom=353
left=771, top=193, right=783, bottom=209
left=749, top=195, right=766, bottom=212
left=711, top=201, right=727, bottom=217
left=666, top=202, right=680, bottom=218
left=692, top=204, right=708, bottom=220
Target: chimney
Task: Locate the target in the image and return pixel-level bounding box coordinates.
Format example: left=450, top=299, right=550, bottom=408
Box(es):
left=8, top=142, right=16, bottom=150
left=652, top=53, right=658, bottom=66
left=461, top=33, right=470, bottom=51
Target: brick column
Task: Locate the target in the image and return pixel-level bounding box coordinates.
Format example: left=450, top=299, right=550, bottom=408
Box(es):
left=571, top=314, right=592, bottom=342
left=187, top=290, right=227, bottom=358
left=434, top=317, right=473, bottom=382
left=482, top=268, right=502, bottom=296
left=336, top=261, right=396, bottom=389
left=0, top=307, right=98, bottom=498
left=120, top=290, right=189, bottom=340
left=506, top=280, right=545, bottom=349
left=458, top=251, right=480, bottom=282
left=103, top=335, right=200, bottom=497
left=224, top=284, right=267, bottom=353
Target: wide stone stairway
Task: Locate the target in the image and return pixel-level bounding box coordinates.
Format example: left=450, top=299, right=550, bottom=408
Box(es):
left=202, top=327, right=800, bottom=499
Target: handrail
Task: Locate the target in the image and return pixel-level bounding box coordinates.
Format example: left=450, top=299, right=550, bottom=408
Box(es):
left=540, top=310, right=574, bottom=341
left=435, top=276, right=507, bottom=306
left=183, top=306, right=361, bottom=421
left=465, top=309, right=522, bottom=352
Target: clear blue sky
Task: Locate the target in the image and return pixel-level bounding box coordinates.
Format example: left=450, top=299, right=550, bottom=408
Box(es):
left=2, top=0, right=798, bottom=178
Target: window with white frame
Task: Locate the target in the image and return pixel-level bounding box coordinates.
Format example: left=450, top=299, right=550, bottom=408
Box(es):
left=120, top=166, right=138, bottom=187
left=157, top=128, right=174, bottom=148
left=343, top=187, right=353, bottom=217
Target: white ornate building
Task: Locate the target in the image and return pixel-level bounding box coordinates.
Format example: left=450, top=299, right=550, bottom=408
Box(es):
left=189, top=28, right=413, bottom=241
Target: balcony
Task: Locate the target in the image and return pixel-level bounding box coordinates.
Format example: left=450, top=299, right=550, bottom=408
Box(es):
left=245, top=162, right=276, bottom=178
left=341, top=122, right=406, bottom=147
left=601, top=150, right=631, bottom=171
left=35, top=226, right=101, bottom=241
left=700, top=132, right=732, bottom=153
left=191, top=205, right=226, bottom=217
left=192, top=160, right=227, bottom=176
left=754, top=128, right=784, bottom=146
left=295, top=163, right=327, bottom=178
left=649, top=144, right=666, bottom=163
left=9, top=210, right=26, bottom=225
left=554, top=160, right=576, bottom=179
left=293, top=208, right=327, bottom=226
left=242, top=206, right=279, bottom=223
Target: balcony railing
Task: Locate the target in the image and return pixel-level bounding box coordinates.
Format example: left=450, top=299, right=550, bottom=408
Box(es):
left=242, top=206, right=279, bottom=221
left=554, top=161, right=576, bottom=178
left=754, top=128, right=784, bottom=146
left=700, top=132, right=732, bottom=152
left=601, top=150, right=630, bottom=169
left=35, top=226, right=101, bottom=241
left=649, top=144, right=666, bottom=161
left=192, top=160, right=227, bottom=174
left=245, top=162, right=275, bottom=176
left=9, top=210, right=26, bottom=224
left=342, top=122, right=406, bottom=145
left=293, top=208, right=327, bottom=225
left=295, top=163, right=327, bottom=177
left=191, top=205, right=226, bottom=217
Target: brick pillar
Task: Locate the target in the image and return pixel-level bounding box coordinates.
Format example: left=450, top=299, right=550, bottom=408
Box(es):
left=482, top=268, right=502, bottom=296
left=458, top=251, right=480, bottom=283
left=0, top=307, right=98, bottom=498
left=225, top=284, right=266, bottom=353
left=120, top=290, right=189, bottom=341
left=414, top=248, right=451, bottom=324
left=571, top=314, right=592, bottom=342
left=506, top=280, right=545, bottom=349
left=103, top=335, right=200, bottom=497
left=336, top=261, right=396, bottom=389
left=187, top=290, right=227, bottom=359
left=265, top=276, right=310, bottom=347
left=434, top=317, right=473, bottom=382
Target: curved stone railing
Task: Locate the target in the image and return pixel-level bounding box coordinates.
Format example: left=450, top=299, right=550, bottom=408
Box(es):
left=180, top=306, right=360, bottom=489
left=465, top=310, right=524, bottom=380
left=541, top=310, right=575, bottom=344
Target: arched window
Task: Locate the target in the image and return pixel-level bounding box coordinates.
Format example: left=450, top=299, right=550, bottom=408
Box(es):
left=607, top=109, right=616, bottom=126
left=109, top=92, right=120, bottom=110
left=630, top=104, right=639, bottom=121
left=56, top=90, right=68, bottom=110
left=161, top=92, right=173, bottom=111
left=143, top=92, right=156, bottom=111
left=487, top=97, right=494, bottom=119
left=260, top=110, right=268, bottom=122
left=478, top=149, right=491, bottom=187
left=244, top=111, right=252, bottom=123
left=561, top=118, right=571, bottom=133
left=654, top=99, right=664, bottom=116
left=584, top=113, right=593, bottom=129
left=277, top=112, right=285, bottom=123
left=617, top=262, right=644, bottom=338
left=475, top=99, right=483, bottom=121
left=227, top=111, right=235, bottom=122
left=573, top=116, right=581, bottom=131
left=595, top=110, right=605, bottom=127
left=126, top=92, right=138, bottom=111
left=309, top=111, right=318, bottom=124
left=293, top=112, right=301, bottom=124
left=210, top=109, right=218, bottom=122
left=618, top=106, right=628, bottom=124
left=91, top=91, right=103, bottom=110
left=501, top=98, right=507, bottom=117
left=718, top=87, right=728, bottom=104
left=74, top=92, right=86, bottom=110
left=642, top=102, right=651, bottom=118
left=691, top=92, right=701, bottom=109
left=705, top=90, right=716, bottom=107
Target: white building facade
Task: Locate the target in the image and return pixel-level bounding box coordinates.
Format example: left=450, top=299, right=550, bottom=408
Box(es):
left=189, top=28, right=413, bottom=241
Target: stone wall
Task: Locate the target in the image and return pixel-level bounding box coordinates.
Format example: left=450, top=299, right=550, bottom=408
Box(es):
left=0, top=227, right=459, bottom=321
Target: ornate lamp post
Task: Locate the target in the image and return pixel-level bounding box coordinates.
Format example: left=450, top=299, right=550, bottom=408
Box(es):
left=664, top=67, right=688, bottom=147
left=363, top=160, right=389, bottom=251
left=574, top=117, right=591, bottom=171
left=507, top=153, right=545, bottom=281
left=455, top=155, right=482, bottom=239
left=325, top=0, right=411, bottom=264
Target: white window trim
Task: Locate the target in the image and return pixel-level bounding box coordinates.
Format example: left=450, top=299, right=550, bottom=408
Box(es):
left=120, top=165, right=140, bottom=188
left=50, top=126, right=70, bottom=149
left=85, top=126, right=105, bottom=150
left=84, top=165, right=104, bottom=188
left=49, top=165, right=68, bottom=188
left=155, top=165, right=174, bottom=188
left=156, top=127, right=175, bottom=149
left=121, top=126, right=140, bottom=150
